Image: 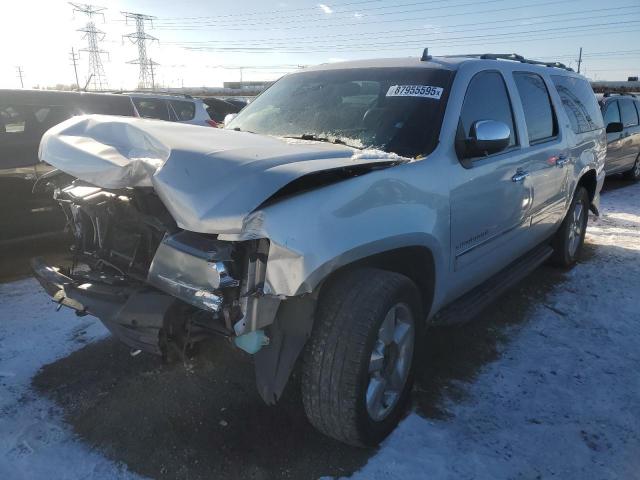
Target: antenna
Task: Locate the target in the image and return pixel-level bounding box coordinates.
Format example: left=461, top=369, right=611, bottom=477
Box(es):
left=70, top=3, right=109, bottom=91
left=122, top=12, right=159, bottom=90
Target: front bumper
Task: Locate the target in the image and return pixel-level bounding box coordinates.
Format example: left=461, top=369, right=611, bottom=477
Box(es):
left=31, top=257, right=176, bottom=355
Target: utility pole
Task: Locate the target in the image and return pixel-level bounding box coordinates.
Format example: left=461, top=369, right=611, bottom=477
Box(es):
left=70, top=3, right=109, bottom=91
left=149, top=58, right=155, bottom=90
left=577, top=47, right=583, bottom=74
left=70, top=47, right=80, bottom=89
left=122, top=12, right=158, bottom=90
left=16, top=66, right=24, bottom=88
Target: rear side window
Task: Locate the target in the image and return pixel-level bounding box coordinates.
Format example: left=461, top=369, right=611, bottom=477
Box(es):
left=169, top=100, right=196, bottom=121
left=133, top=98, right=171, bottom=121
left=513, top=72, right=557, bottom=144
left=78, top=96, right=136, bottom=116
left=619, top=98, right=639, bottom=127
left=551, top=76, right=604, bottom=134
left=0, top=105, right=26, bottom=133
left=0, top=104, right=71, bottom=136
left=603, top=101, right=621, bottom=126
left=460, top=71, right=517, bottom=149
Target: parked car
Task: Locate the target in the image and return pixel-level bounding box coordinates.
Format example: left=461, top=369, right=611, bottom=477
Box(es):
left=598, top=93, right=640, bottom=180
left=124, top=93, right=216, bottom=127
left=223, top=97, right=250, bottom=110
left=0, top=89, right=137, bottom=245
left=200, top=97, right=242, bottom=125
left=32, top=52, right=605, bottom=446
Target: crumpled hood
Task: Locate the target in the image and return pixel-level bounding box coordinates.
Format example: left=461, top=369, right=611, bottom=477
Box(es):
left=39, top=115, right=406, bottom=234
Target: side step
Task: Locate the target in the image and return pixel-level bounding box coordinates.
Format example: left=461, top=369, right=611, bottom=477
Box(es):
left=433, top=243, right=554, bottom=326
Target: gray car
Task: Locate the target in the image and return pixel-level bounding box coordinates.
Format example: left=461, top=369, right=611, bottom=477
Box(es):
left=599, top=93, right=640, bottom=180
left=32, top=52, right=606, bottom=446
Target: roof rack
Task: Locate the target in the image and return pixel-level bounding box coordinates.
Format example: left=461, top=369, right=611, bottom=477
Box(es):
left=435, top=52, right=574, bottom=72
left=602, top=91, right=637, bottom=98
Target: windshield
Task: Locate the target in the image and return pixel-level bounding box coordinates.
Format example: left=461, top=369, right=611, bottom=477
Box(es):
left=227, top=67, right=454, bottom=158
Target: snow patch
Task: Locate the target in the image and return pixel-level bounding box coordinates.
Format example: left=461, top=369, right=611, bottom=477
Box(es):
left=0, top=278, right=143, bottom=479
left=351, top=182, right=640, bottom=479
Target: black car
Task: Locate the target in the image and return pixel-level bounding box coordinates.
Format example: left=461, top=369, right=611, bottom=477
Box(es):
left=599, top=93, right=640, bottom=181
left=0, top=89, right=137, bottom=245
left=200, top=97, right=242, bottom=125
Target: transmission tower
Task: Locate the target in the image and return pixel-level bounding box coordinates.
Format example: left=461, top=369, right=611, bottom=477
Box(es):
left=70, top=3, right=109, bottom=90
left=122, top=12, right=158, bottom=89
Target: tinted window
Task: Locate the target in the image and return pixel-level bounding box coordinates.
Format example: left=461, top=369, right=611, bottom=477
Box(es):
left=619, top=98, right=639, bottom=127
left=228, top=67, right=454, bottom=158
left=513, top=72, right=557, bottom=143
left=0, top=105, right=26, bottom=133
left=551, top=76, right=604, bottom=134
left=460, top=70, right=517, bottom=149
left=77, top=95, right=136, bottom=116
left=132, top=98, right=170, bottom=121
left=602, top=101, right=621, bottom=126
left=169, top=100, right=196, bottom=121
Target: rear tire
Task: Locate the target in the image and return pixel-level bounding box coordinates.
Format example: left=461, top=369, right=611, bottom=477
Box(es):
left=301, top=268, right=422, bottom=446
left=623, top=155, right=640, bottom=182
left=551, top=186, right=589, bottom=267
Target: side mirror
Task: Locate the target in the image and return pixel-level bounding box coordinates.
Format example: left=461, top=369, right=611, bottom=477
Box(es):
left=458, top=120, right=511, bottom=161
left=224, top=113, right=238, bottom=127
left=606, top=121, right=623, bottom=134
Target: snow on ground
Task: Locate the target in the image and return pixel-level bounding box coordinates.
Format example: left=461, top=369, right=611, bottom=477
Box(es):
left=352, top=182, right=640, bottom=479
left=0, top=279, right=142, bottom=480
left=0, top=183, right=638, bottom=480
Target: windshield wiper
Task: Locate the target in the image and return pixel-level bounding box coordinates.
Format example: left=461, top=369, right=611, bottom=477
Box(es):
left=283, top=134, right=363, bottom=150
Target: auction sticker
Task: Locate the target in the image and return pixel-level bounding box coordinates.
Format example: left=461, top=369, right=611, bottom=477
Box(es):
left=386, top=85, right=443, bottom=99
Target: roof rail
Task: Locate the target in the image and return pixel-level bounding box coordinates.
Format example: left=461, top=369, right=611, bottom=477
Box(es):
left=437, top=52, right=574, bottom=72
left=602, top=91, right=637, bottom=98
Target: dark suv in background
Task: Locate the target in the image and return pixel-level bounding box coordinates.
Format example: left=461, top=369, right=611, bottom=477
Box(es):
left=599, top=93, right=640, bottom=181
left=0, top=89, right=137, bottom=245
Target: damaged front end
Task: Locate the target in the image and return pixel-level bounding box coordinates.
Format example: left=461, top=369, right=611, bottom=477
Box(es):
left=32, top=181, right=285, bottom=369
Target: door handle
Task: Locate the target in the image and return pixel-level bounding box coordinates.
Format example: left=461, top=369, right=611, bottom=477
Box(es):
left=556, top=154, right=570, bottom=167
left=512, top=171, right=529, bottom=183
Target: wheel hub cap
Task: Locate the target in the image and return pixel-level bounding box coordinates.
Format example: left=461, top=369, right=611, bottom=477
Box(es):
left=568, top=201, right=584, bottom=256
left=366, top=303, right=415, bottom=422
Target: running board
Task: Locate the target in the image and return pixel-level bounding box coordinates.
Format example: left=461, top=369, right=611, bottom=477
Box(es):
left=433, top=243, right=554, bottom=326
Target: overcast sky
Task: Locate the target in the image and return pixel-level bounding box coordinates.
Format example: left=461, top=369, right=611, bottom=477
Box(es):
left=1, top=0, right=639, bottom=90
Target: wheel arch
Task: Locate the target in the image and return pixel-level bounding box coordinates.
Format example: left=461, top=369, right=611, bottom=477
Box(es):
left=316, top=245, right=437, bottom=321
left=577, top=168, right=597, bottom=205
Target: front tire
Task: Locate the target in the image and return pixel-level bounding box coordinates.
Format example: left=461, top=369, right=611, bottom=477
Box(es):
left=551, top=186, right=589, bottom=267
left=301, top=268, right=421, bottom=446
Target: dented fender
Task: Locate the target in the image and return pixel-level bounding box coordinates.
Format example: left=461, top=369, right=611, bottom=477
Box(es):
left=219, top=160, right=450, bottom=307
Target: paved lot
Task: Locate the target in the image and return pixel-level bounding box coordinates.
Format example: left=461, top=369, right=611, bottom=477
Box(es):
left=1, top=178, right=638, bottom=479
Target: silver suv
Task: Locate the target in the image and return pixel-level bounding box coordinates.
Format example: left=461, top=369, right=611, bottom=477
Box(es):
left=32, top=52, right=606, bottom=446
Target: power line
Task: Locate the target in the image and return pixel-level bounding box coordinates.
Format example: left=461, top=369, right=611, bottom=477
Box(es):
left=165, top=7, right=640, bottom=47
left=177, top=20, right=640, bottom=53
left=152, top=0, right=394, bottom=20
left=152, top=0, right=507, bottom=25
left=171, top=26, right=640, bottom=56
left=152, top=0, right=584, bottom=30
left=70, top=3, right=109, bottom=91
left=122, top=12, right=158, bottom=89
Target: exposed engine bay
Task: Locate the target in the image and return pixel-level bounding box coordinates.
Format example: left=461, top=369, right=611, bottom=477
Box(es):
left=33, top=180, right=288, bottom=374
left=31, top=115, right=405, bottom=405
